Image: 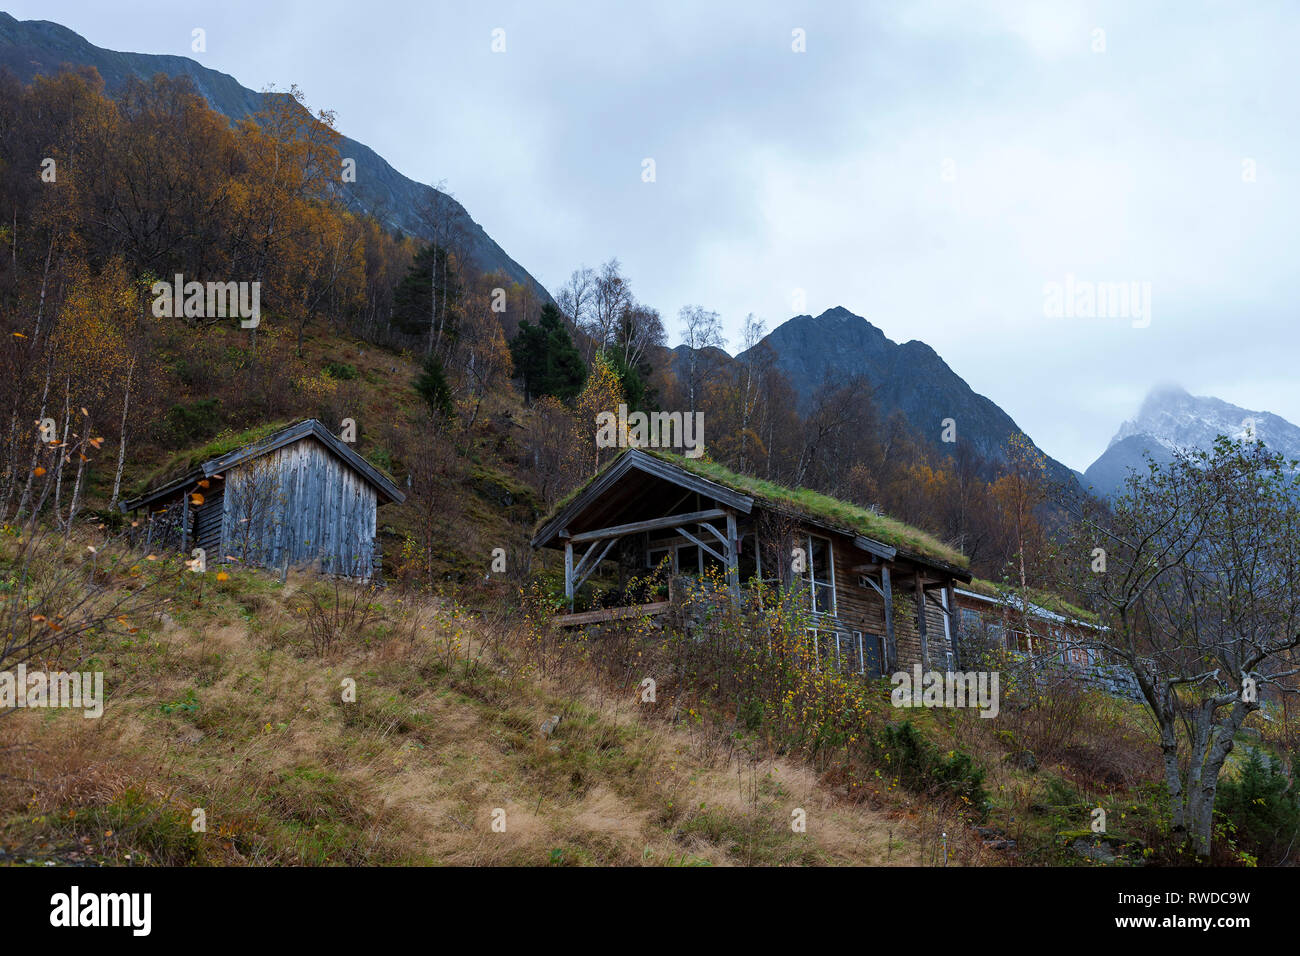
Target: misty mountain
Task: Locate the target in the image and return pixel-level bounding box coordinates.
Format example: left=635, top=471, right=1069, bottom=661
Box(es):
left=0, top=12, right=553, bottom=304
left=1083, top=385, right=1300, bottom=497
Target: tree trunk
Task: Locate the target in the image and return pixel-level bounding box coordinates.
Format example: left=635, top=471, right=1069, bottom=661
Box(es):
left=15, top=354, right=54, bottom=520
left=109, top=358, right=135, bottom=510
left=52, top=381, right=71, bottom=525
left=1159, top=722, right=1186, bottom=836
left=65, top=424, right=89, bottom=541
left=1185, top=700, right=1252, bottom=857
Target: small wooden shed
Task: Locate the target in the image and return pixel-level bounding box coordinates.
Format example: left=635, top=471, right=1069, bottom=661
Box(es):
left=122, top=420, right=404, bottom=581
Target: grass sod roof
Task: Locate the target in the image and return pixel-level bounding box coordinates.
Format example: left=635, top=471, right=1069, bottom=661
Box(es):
left=132, top=420, right=294, bottom=498
left=540, top=447, right=969, bottom=569
left=964, top=576, right=1099, bottom=625
left=131, top=424, right=397, bottom=502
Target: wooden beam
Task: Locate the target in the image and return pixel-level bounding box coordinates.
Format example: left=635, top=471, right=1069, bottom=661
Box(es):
left=699, top=521, right=728, bottom=548
left=915, top=569, right=930, bottom=672
left=673, top=524, right=726, bottom=565
left=572, top=538, right=603, bottom=580
left=882, top=566, right=896, bottom=672
left=568, top=508, right=727, bottom=544
left=860, top=573, right=885, bottom=600
left=564, top=541, right=574, bottom=610
left=554, top=601, right=671, bottom=627
left=946, top=582, right=960, bottom=669
left=573, top=537, right=619, bottom=592
left=726, top=510, right=739, bottom=601
left=853, top=535, right=898, bottom=561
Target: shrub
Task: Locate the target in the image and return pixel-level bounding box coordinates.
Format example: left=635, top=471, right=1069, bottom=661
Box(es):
left=875, top=721, right=989, bottom=820
left=160, top=397, right=223, bottom=446
left=322, top=361, right=358, bottom=380
left=1216, top=749, right=1300, bottom=865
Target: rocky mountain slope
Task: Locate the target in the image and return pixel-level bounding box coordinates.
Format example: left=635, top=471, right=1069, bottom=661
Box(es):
left=729, top=306, right=1080, bottom=490
left=0, top=12, right=553, bottom=304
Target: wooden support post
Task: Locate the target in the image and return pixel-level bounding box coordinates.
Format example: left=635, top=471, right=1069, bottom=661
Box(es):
left=573, top=536, right=619, bottom=593
left=915, top=570, right=929, bottom=672
left=564, top=540, right=574, bottom=611
left=674, top=525, right=726, bottom=564
left=725, top=511, right=739, bottom=601
left=180, top=494, right=191, bottom=552
left=882, top=566, right=896, bottom=672
left=946, top=583, right=959, bottom=669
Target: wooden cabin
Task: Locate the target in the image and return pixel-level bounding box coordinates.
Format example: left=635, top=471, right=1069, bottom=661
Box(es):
left=121, top=420, right=404, bottom=581
left=531, top=448, right=973, bottom=674
left=952, top=586, right=1141, bottom=699
left=953, top=585, right=1100, bottom=661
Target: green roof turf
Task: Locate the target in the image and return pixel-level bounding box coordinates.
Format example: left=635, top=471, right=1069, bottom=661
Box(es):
left=543, top=447, right=969, bottom=569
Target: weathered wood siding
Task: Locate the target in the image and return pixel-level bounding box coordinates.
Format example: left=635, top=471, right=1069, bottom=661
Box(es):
left=826, top=537, right=953, bottom=671
left=220, top=436, right=378, bottom=580
left=193, top=485, right=225, bottom=556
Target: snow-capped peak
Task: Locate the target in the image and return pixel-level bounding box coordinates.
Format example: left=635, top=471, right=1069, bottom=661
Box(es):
left=1109, top=385, right=1300, bottom=458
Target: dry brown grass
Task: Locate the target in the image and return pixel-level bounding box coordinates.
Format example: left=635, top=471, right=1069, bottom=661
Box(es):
left=1, top=566, right=931, bottom=866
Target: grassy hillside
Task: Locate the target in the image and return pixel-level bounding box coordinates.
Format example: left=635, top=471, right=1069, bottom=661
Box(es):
left=4, top=307, right=1285, bottom=869
left=1, top=556, right=929, bottom=866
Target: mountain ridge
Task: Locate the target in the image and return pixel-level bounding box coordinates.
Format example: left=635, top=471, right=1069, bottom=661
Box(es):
left=735, top=306, right=1080, bottom=491
left=0, top=12, right=554, bottom=305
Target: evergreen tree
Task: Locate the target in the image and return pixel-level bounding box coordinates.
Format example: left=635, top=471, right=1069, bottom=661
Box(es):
left=1216, top=748, right=1300, bottom=864
left=510, top=303, right=587, bottom=401
left=392, top=243, right=462, bottom=350
left=414, top=354, right=454, bottom=419
left=606, top=348, right=657, bottom=412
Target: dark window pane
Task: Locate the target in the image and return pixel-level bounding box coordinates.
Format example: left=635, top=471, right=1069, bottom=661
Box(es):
left=738, top=533, right=758, bottom=582
left=813, top=582, right=834, bottom=615
left=810, top=536, right=830, bottom=579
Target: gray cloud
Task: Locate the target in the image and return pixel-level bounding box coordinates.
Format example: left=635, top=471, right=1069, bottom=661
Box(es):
left=11, top=0, right=1297, bottom=471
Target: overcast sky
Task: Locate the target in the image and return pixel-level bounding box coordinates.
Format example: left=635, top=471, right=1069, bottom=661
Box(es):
left=7, top=0, right=1298, bottom=471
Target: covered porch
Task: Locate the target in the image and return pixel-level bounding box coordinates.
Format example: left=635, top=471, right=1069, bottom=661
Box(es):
left=532, top=450, right=972, bottom=677
left=532, top=450, right=755, bottom=622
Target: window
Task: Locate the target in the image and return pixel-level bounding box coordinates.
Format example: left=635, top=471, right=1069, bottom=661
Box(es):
left=645, top=539, right=715, bottom=577
left=1006, top=629, right=1034, bottom=654
left=803, top=534, right=836, bottom=616
left=749, top=530, right=836, bottom=613
left=960, top=608, right=982, bottom=631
